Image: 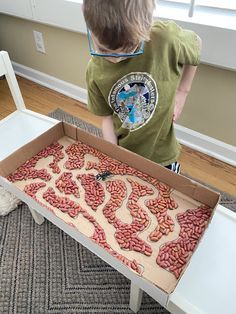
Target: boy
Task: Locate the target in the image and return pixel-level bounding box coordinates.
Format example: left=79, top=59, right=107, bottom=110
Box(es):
left=83, top=0, right=202, bottom=173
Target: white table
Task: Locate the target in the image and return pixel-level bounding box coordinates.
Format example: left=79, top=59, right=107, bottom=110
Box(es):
left=1, top=110, right=235, bottom=313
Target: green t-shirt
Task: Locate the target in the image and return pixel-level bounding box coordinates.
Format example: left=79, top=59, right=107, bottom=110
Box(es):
left=86, top=21, right=200, bottom=166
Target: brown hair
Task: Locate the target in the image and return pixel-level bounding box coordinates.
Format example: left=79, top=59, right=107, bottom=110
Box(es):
left=83, top=0, right=155, bottom=51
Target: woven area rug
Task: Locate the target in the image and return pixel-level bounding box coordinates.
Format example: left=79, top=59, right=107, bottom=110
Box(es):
left=0, top=108, right=235, bottom=314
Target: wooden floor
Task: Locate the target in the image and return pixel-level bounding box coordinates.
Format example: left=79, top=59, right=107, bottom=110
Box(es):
left=1, top=76, right=235, bottom=196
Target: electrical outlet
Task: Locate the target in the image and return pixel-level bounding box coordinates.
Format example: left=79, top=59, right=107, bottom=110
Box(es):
left=33, top=30, right=46, bottom=53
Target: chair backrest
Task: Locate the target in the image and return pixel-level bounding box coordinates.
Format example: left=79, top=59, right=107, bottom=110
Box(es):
left=0, top=51, right=25, bottom=110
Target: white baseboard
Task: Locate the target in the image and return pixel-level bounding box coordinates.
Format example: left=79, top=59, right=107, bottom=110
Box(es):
left=175, top=124, right=236, bottom=167
left=12, top=62, right=236, bottom=167
left=12, top=61, right=88, bottom=104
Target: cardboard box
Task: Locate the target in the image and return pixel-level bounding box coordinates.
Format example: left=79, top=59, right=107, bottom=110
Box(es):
left=0, top=121, right=220, bottom=306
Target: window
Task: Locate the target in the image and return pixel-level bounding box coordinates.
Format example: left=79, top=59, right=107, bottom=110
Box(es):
left=154, top=0, right=236, bottom=69
left=158, top=0, right=236, bottom=14
left=156, top=0, right=236, bottom=29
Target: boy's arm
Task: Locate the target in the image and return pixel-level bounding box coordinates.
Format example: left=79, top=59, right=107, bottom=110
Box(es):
left=173, top=35, right=202, bottom=122
left=102, top=115, right=118, bottom=145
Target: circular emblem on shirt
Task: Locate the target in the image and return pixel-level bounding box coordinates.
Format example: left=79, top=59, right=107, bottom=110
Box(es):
left=108, top=72, right=158, bottom=131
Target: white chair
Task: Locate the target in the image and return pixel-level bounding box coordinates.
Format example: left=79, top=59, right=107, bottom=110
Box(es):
left=0, top=50, right=59, bottom=161
left=0, top=50, right=58, bottom=218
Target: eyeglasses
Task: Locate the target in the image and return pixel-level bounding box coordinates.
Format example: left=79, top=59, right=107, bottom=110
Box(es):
left=86, top=27, right=145, bottom=58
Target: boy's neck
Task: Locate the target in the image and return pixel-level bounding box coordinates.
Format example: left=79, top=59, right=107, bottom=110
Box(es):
left=92, top=34, right=138, bottom=63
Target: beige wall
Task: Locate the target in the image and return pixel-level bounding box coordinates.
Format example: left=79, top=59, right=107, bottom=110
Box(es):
left=0, top=14, right=90, bottom=88
left=0, top=14, right=235, bottom=146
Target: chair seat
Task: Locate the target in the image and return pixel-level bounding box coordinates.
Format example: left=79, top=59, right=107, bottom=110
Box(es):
left=0, top=109, right=58, bottom=161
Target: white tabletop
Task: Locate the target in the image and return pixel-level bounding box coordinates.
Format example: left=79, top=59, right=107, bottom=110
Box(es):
left=0, top=110, right=58, bottom=161
left=168, top=204, right=236, bottom=314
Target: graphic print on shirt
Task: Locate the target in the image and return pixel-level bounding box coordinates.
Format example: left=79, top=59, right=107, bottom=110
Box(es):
left=108, top=72, right=158, bottom=131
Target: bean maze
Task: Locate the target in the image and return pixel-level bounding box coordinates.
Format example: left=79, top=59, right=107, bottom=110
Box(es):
left=8, top=136, right=212, bottom=291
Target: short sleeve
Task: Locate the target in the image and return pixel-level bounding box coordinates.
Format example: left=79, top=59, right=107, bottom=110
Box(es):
left=172, top=22, right=201, bottom=66
left=86, top=66, right=113, bottom=116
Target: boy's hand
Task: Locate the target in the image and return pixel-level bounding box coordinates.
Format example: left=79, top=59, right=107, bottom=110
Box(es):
left=173, top=89, right=188, bottom=122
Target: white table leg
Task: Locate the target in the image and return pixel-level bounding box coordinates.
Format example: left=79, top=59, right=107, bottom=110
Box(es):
left=129, top=282, right=143, bottom=313
left=28, top=207, right=45, bottom=225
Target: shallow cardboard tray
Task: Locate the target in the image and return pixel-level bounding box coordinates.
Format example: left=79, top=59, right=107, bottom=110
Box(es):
left=0, top=121, right=220, bottom=306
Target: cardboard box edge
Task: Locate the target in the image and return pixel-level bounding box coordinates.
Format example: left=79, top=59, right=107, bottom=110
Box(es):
left=0, top=120, right=224, bottom=297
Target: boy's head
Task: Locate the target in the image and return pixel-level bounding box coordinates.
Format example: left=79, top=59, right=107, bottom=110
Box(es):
left=83, top=0, right=155, bottom=53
